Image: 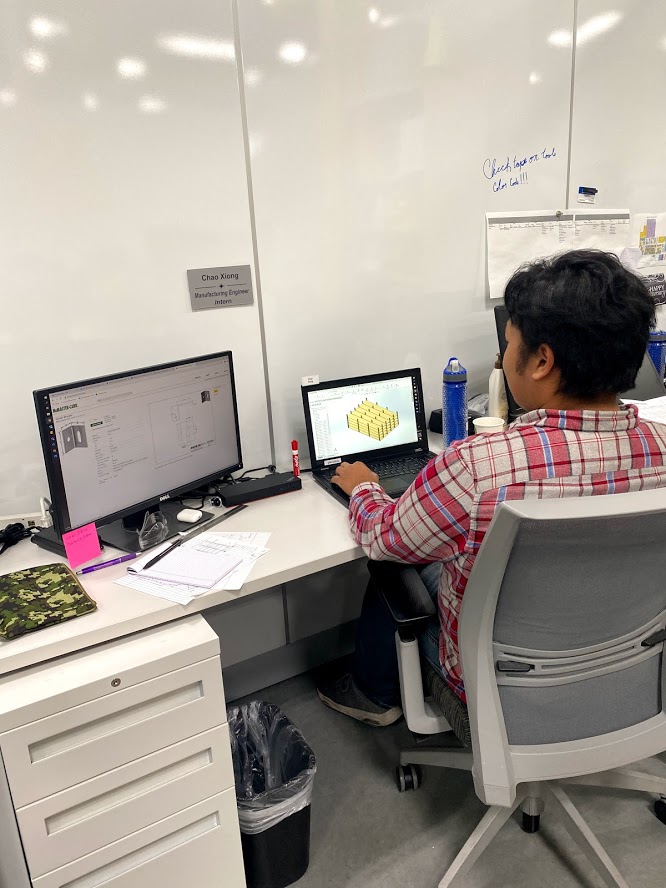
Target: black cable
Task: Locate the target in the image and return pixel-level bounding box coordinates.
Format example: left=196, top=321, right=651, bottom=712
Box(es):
left=236, top=464, right=276, bottom=480
left=172, top=495, right=207, bottom=508
left=0, top=522, right=37, bottom=555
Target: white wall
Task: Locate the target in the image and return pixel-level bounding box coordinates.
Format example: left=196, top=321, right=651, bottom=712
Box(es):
left=0, top=0, right=271, bottom=515
left=239, top=0, right=574, bottom=467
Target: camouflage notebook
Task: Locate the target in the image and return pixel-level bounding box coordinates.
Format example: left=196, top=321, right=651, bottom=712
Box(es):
left=0, top=563, right=97, bottom=641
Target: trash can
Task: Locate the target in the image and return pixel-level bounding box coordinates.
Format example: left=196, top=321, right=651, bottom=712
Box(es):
left=228, top=701, right=316, bottom=888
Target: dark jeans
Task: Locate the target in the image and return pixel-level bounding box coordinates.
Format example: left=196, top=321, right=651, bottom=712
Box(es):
left=353, top=563, right=442, bottom=708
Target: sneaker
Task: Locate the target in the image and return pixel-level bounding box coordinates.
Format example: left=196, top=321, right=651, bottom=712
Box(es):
left=316, top=672, right=402, bottom=727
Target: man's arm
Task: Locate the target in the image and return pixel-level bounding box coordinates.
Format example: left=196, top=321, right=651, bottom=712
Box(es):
left=337, top=448, right=476, bottom=563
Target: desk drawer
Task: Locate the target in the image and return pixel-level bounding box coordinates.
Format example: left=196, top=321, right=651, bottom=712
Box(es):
left=32, top=789, right=245, bottom=888
left=18, top=725, right=234, bottom=879
left=1, top=657, right=225, bottom=808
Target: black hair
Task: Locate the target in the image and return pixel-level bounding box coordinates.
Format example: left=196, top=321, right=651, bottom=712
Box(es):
left=504, top=249, right=656, bottom=399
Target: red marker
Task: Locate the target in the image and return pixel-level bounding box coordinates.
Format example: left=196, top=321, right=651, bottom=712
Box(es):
left=291, top=440, right=300, bottom=477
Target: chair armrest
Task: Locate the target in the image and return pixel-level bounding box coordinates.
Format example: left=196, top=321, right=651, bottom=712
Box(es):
left=367, top=560, right=436, bottom=630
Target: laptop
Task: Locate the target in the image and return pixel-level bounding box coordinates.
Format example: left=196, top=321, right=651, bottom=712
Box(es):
left=493, top=304, right=666, bottom=420
left=302, top=368, right=436, bottom=506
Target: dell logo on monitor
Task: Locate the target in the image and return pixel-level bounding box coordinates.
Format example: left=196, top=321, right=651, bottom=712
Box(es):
left=159, top=494, right=171, bottom=501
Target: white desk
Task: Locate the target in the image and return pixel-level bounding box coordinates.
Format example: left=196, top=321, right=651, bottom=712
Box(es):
left=0, top=474, right=362, bottom=678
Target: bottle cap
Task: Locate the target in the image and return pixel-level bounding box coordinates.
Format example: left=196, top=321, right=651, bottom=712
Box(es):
left=443, top=357, right=467, bottom=382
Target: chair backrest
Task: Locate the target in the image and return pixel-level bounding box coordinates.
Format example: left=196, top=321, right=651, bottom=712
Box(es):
left=459, top=468, right=666, bottom=807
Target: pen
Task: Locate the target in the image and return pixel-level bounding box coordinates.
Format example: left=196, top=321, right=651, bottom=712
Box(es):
left=292, top=440, right=300, bottom=478
left=137, top=505, right=248, bottom=570
left=76, top=552, right=138, bottom=575
left=142, top=537, right=183, bottom=570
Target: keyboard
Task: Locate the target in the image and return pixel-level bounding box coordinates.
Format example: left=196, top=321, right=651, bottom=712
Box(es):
left=367, top=453, right=435, bottom=479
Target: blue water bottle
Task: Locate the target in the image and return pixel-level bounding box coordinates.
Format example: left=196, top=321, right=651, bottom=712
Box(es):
left=443, top=357, right=468, bottom=447
left=647, top=330, right=666, bottom=381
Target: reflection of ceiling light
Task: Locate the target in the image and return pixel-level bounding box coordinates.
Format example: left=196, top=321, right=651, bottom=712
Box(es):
left=278, top=41, right=307, bottom=65
left=529, top=71, right=541, bottom=85
left=578, top=11, right=622, bottom=44
left=138, top=95, right=166, bottom=113
left=548, top=11, right=623, bottom=48
left=157, top=34, right=235, bottom=60
left=0, top=88, right=17, bottom=106
left=245, top=67, right=263, bottom=87
left=379, top=15, right=399, bottom=28
left=117, top=57, right=147, bottom=79
left=548, top=28, right=571, bottom=47
left=83, top=92, right=98, bottom=111
left=23, top=49, right=48, bottom=73
left=368, top=7, right=380, bottom=24
left=262, top=0, right=276, bottom=5
left=29, top=15, right=67, bottom=39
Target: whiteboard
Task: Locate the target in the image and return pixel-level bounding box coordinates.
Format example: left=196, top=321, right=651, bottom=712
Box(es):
left=240, top=0, right=574, bottom=467
left=569, top=0, right=666, bottom=212
left=569, top=0, right=666, bottom=324
left=0, top=0, right=271, bottom=515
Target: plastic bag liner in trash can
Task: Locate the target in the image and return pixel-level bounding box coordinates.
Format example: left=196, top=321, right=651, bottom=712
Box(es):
left=228, top=701, right=316, bottom=888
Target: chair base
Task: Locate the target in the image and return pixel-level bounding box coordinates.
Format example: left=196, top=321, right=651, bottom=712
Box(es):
left=396, top=751, right=666, bottom=888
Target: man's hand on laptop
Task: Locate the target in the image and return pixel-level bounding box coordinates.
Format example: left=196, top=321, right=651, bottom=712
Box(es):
left=331, top=462, right=380, bottom=495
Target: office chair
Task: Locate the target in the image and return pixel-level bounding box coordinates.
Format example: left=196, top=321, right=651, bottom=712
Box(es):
left=370, top=478, right=666, bottom=888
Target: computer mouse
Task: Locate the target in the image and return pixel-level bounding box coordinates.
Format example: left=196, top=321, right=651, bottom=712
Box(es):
left=176, top=508, right=203, bottom=524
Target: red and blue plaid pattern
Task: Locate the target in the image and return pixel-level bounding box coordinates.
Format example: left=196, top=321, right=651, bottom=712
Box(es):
left=349, top=405, right=666, bottom=701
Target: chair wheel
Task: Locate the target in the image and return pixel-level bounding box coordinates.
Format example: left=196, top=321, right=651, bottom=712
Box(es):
left=396, top=764, right=422, bottom=792
left=655, top=797, right=666, bottom=825
left=521, top=812, right=540, bottom=833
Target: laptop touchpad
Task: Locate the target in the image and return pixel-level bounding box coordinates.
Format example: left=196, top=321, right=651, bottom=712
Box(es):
left=382, top=476, right=412, bottom=496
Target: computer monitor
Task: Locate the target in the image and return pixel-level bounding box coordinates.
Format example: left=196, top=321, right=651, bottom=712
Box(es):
left=34, top=351, right=242, bottom=552
left=493, top=305, right=666, bottom=419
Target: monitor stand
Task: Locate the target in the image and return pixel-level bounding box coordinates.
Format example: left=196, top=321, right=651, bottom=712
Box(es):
left=31, top=503, right=213, bottom=556
left=99, top=503, right=214, bottom=553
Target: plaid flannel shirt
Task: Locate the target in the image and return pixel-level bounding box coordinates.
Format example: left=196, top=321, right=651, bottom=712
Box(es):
left=348, top=405, right=666, bottom=701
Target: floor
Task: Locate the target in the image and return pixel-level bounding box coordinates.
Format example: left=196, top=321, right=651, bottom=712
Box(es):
left=235, top=672, right=666, bottom=888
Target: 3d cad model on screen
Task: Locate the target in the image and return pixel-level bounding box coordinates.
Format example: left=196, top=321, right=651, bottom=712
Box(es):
left=346, top=400, right=400, bottom=442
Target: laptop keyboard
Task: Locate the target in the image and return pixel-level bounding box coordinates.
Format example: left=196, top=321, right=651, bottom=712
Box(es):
left=367, top=453, right=435, bottom=479
left=321, top=452, right=435, bottom=487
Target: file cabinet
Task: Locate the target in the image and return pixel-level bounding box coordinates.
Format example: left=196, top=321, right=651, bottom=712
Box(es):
left=0, top=617, right=245, bottom=888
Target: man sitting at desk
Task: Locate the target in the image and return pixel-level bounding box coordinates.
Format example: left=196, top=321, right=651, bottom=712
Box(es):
left=317, top=249, right=666, bottom=727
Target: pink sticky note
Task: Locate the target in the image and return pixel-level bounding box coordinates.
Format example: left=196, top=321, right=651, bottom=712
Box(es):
left=62, top=522, right=101, bottom=570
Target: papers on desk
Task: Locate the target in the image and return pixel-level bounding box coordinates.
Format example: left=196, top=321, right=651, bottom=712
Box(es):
left=622, top=395, right=666, bottom=425
left=116, top=531, right=271, bottom=605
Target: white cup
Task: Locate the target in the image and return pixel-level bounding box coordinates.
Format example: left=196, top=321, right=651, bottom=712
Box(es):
left=473, top=416, right=506, bottom=434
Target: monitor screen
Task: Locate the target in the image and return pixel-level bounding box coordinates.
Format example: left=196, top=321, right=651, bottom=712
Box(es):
left=304, top=371, right=425, bottom=464
left=34, top=352, right=242, bottom=534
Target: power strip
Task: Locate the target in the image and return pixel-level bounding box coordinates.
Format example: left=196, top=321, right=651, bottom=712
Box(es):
left=0, top=512, right=47, bottom=530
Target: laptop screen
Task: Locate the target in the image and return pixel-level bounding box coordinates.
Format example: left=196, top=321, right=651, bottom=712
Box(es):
left=302, top=369, right=428, bottom=467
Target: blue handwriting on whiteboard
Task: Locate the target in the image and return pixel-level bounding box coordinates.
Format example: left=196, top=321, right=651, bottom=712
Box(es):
left=483, top=147, right=557, bottom=190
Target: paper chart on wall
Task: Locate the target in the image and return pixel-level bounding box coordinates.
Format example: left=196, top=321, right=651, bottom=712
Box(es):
left=624, top=214, right=666, bottom=305
left=629, top=213, right=666, bottom=271
left=486, top=209, right=631, bottom=301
